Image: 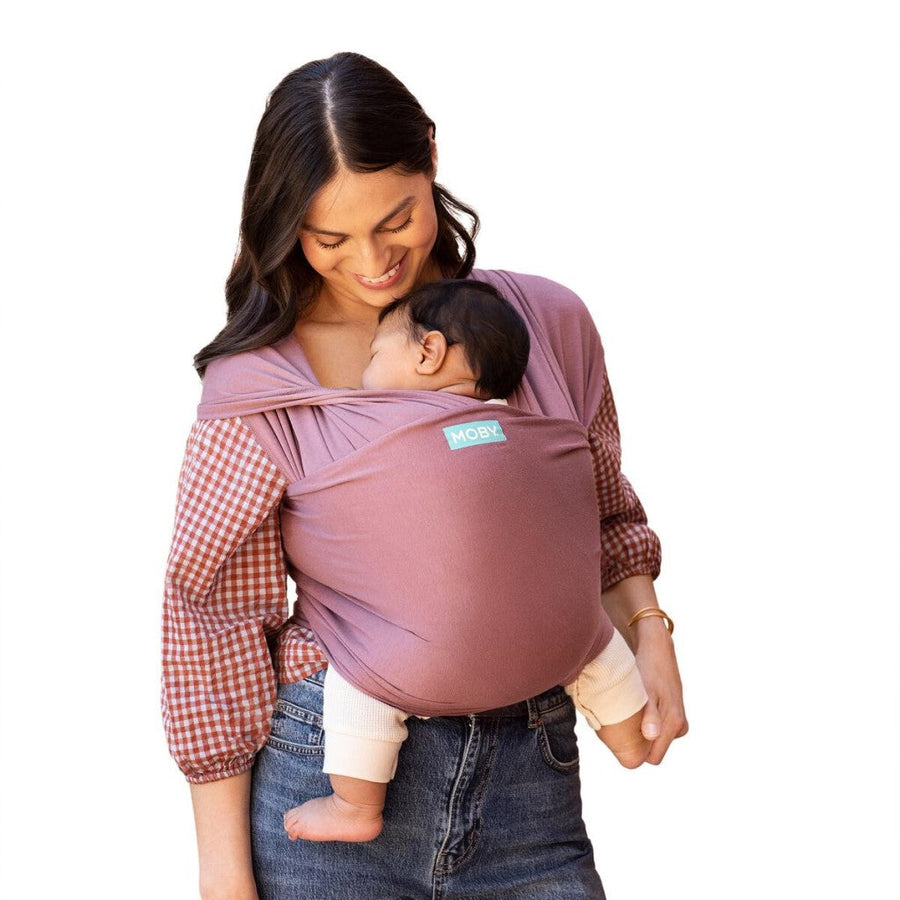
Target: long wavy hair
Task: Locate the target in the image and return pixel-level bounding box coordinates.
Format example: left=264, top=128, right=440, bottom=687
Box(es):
left=194, top=52, right=480, bottom=376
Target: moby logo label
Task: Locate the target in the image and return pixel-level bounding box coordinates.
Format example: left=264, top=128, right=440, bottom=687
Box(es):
left=443, top=420, right=507, bottom=450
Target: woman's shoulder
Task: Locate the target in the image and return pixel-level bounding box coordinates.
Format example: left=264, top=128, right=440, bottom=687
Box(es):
left=470, top=269, right=596, bottom=329
left=471, top=269, right=605, bottom=423
left=198, top=334, right=311, bottom=419
left=200, top=346, right=273, bottom=408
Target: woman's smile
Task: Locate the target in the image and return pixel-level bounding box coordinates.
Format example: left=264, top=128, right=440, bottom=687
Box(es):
left=355, top=253, right=406, bottom=289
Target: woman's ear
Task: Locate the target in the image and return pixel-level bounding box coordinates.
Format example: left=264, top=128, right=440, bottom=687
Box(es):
left=416, top=330, right=448, bottom=375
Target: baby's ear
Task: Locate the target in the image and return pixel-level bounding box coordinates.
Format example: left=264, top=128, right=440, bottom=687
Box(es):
left=416, top=330, right=449, bottom=375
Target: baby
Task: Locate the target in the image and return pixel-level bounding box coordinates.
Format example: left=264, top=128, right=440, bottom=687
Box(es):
left=284, top=279, right=650, bottom=843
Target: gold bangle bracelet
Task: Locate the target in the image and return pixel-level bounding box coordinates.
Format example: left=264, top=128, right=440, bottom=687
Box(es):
left=627, top=607, right=674, bottom=635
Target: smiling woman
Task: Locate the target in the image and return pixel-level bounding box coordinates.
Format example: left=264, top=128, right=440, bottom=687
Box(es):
left=164, top=50, right=685, bottom=900
left=193, top=54, right=478, bottom=379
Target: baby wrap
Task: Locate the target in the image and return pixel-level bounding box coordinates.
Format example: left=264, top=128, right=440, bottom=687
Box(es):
left=198, top=271, right=615, bottom=717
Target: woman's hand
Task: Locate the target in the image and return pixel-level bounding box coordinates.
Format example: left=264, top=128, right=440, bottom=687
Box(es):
left=632, top=619, right=688, bottom=764
left=601, top=576, right=688, bottom=765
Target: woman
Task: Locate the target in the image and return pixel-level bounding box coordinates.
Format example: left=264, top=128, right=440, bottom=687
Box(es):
left=163, top=51, right=687, bottom=899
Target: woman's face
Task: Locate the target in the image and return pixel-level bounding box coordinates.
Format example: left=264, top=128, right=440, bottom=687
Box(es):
left=298, top=167, right=439, bottom=317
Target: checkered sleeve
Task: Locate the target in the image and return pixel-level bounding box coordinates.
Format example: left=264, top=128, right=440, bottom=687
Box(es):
left=161, top=417, right=291, bottom=784
left=587, top=371, right=662, bottom=589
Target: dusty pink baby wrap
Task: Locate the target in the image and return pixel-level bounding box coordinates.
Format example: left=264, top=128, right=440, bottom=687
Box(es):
left=198, top=270, right=615, bottom=716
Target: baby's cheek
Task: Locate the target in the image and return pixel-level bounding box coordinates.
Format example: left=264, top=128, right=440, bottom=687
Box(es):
left=360, top=364, right=378, bottom=391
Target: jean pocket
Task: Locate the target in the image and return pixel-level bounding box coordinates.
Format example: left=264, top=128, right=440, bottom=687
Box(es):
left=535, top=699, right=580, bottom=773
left=266, top=686, right=326, bottom=757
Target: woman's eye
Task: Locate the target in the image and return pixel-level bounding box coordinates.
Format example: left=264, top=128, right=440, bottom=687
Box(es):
left=314, top=218, right=410, bottom=249
left=385, top=217, right=413, bottom=235
left=316, top=237, right=347, bottom=250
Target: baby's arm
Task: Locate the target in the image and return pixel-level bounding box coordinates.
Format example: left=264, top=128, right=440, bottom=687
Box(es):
left=564, top=629, right=651, bottom=768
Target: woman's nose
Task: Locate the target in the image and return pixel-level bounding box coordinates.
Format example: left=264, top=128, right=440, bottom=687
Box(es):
left=354, top=237, right=391, bottom=277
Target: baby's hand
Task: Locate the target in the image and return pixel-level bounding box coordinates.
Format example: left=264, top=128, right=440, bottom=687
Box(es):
left=596, top=707, right=652, bottom=769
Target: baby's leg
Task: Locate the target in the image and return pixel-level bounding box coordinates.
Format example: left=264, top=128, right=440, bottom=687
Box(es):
left=284, top=774, right=388, bottom=843
left=565, top=629, right=651, bottom=768
left=283, top=666, right=409, bottom=842
left=565, top=630, right=647, bottom=729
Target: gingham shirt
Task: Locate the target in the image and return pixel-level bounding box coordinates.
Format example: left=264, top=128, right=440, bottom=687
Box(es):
left=161, top=372, right=661, bottom=784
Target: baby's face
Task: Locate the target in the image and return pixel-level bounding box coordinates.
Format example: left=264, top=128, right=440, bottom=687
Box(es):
left=360, top=314, right=423, bottom=391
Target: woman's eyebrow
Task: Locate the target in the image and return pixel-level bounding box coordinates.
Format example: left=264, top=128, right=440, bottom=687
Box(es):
left=301, top=196, right=415, bottom=236
left=374, top=197, right=415, bottom=228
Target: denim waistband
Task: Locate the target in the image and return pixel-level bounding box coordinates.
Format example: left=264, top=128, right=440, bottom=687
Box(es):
left=452, top=684, right=570, bottom=722
left=301, top=667, right=569, bottom=723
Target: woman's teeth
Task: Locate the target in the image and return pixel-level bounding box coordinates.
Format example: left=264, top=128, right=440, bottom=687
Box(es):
left=360, top=260, right=401, bottom=285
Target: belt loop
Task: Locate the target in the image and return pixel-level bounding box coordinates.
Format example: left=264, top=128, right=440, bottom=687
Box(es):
left=526, top=696, right=541, bottom=729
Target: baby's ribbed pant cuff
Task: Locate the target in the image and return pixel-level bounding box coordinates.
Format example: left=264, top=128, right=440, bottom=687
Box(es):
left=564, top=629, right=648, bottom=730
left=322, top=665, right=409, bottom=783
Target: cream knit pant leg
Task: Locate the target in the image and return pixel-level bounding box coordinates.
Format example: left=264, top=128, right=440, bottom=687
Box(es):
left=564, top=628, right=648, bottom=730
left=322, top=665, right=410, bottom=783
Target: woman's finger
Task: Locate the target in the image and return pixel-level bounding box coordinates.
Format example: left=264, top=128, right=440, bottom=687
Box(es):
left=640, top=700, right=661, bottom=741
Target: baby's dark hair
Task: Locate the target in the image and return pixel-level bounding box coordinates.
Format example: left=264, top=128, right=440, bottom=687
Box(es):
left=379, top=280, right=530, bottom=398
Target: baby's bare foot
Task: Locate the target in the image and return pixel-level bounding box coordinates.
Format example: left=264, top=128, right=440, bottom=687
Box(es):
left=596, top=709, right=652, bottom=769
left=283, top=794, right=384, bottom=843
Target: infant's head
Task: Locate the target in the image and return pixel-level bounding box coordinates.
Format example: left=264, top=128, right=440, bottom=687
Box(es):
left=361, top=280, right=530, bottom=399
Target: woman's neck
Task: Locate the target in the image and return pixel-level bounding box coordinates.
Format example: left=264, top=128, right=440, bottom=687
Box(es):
left=303, top=292, right=383, bottom=329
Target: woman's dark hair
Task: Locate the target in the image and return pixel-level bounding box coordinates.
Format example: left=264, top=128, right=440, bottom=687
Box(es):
left=194, top=52, right=479, bottom=376
left=379, top=280, right=530, bottom=399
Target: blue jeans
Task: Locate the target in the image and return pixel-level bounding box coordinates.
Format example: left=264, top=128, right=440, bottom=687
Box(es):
left=251, top=670, right=606, bottom=899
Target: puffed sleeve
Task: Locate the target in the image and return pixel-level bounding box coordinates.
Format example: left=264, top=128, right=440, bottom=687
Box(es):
left=587, top=371, right=662, bottom=589
left=160, top=417, right=289, bottom=784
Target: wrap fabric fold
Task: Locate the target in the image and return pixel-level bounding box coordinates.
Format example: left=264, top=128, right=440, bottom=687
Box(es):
left=197, top=270, right=615, bottom=717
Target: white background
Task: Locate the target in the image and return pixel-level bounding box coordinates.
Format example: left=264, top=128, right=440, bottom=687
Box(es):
left=1, top=2, right=898, bottom=897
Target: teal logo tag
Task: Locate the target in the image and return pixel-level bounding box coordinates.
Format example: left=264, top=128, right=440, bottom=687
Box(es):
left=443, top=419, right=507, bottom=450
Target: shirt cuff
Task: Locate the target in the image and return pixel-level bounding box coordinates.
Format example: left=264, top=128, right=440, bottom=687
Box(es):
left=183, top=756, right=256, bottom=785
